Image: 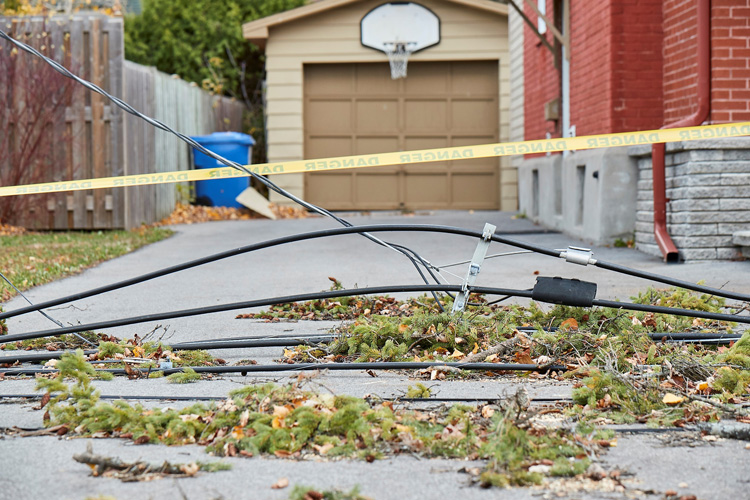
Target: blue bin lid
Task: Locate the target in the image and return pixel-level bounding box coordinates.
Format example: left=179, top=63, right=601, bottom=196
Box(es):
left=191, top=131, right=255, bottom=146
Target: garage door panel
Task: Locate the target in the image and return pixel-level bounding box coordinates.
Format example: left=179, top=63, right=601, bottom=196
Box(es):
left=306, top=100, right=352, bottom=132
left=356, top=100, right=398, bottom=132
left=355, top=64, right=400, bottom=93
left=405, top=100, right=447, bottom=132
left=451, top=173, right=498, bottom=208
left=405, top=63, right=449, bottom=94
left=306, top=173, right=354, bottom=208
left=305, top=65, right=353, bottom=94
left=451, top=63, right=498, bottom=94
left=305, top=61, right=499, bottom=210
left=307, top=137, right=352, bottom=159
left=452, top=99, right=497, bottom=134
left=404, top=174, right=449, bottom=207
left=355, top=174, right=400, bottom=208
left=357, top=136, right=400, bottom=154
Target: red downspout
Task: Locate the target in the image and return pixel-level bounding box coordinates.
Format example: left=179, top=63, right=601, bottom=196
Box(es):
left=652, top=0, right=711, bottom=263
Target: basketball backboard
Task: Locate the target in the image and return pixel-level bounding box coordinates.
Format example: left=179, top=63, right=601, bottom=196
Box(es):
left=361, top=2, right=440, bottom=54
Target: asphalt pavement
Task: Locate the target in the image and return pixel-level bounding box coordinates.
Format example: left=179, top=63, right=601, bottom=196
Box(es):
left=1, top=211, right=749, bottom=500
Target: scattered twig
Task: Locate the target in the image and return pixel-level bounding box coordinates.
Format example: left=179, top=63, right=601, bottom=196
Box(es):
left=73, top=442, right=201, bottom=482
left=461, top=335, right=522, bottom=363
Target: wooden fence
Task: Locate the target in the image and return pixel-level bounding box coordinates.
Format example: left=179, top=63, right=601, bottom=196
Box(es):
left=0, top=14, right=245, bottom=230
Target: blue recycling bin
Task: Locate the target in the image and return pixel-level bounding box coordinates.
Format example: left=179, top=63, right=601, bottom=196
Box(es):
left=191, top=132, right=255, bottom=208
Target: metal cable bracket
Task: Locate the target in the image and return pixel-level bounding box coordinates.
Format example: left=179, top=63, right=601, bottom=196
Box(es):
left=560, top=246, right=596, bottom=266
left=451, top=223, right=496, bottom=314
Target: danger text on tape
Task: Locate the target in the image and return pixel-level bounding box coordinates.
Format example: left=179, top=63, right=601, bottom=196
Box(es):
left=2, top=122, right=749, bottom=197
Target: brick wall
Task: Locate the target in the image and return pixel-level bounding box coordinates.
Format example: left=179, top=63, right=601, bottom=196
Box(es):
left=663, top=0, right=699, bottom=123
left=523, top=0, right=664, bottom=143
left=710, top=0, right=750, bottom=123
left=664, top=0, right=750, bottom=124
left=523, top=0, right=561, bottom=143
left=611, top=0, right=663, bottom=132
left=568, top=0, right=613, bottom=135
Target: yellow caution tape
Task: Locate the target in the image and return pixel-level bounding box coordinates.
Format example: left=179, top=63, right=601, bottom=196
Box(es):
left=2, top=122, right=749, bottom=197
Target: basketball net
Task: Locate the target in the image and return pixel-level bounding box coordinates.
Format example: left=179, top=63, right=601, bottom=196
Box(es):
left=385, top=43, right=412, bottom=79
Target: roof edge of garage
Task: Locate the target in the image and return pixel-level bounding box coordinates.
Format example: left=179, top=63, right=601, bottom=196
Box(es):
left=243, top=0, right=509, bottom=48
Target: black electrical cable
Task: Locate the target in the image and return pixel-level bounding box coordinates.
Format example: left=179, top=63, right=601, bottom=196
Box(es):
left=0, top=349, right=99, bottom=365
left=0, top=285, right=532, bottom=343
left=594, top=260, right=750, bottom=303
left=169, top=336, right=337, bottom=350
left=4, top=29, right=750, bottom=327
left=0, top=224, right=557, bottom=321
left=0, top=336, right=338, bottom=365
left=388, top=243, right=446, bottom=311
left=3, top=224, right=746, bottom=325
left=0, top=361, right=568, bottom=376
left=647, top=332, right=743, bottom=342
left=4, top=283, right=749, bottom=348
left=592, top=299, right=750, bottom=325
left=0, top=394, right=574, bottom=404
left=0, top=29, right=450, bottom=303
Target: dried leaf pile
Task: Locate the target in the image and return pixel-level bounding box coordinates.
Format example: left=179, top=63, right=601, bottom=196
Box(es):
left=0, top=223, right=25, bottom=236
left=155, top=202, right=307, bottom=226
left=37, top=350, right=610, bottom=488
left=261, top=286, right=750, bottom=426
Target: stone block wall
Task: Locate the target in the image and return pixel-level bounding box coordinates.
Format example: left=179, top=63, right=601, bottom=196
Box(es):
left=631, top=139, right=750, bottom=261
left=518, top=147, right=638, bottom=245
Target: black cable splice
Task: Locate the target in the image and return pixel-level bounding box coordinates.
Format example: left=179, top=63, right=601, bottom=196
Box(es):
left=531, top=277, right=597, bottom=307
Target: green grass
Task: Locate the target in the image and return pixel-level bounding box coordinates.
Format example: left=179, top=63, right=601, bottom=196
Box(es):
left=0, top=226, right=172, bottom=301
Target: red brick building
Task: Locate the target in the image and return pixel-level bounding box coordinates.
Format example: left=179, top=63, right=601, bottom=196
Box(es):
left=515, top=0, right=750, bottom=261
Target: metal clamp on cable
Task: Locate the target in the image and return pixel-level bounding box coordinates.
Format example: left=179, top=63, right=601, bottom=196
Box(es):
left=560, top=246, right=596, bottom=266
left=452, top=223, right=496, bottom=313
left=531, top=276, right=597, bottom=307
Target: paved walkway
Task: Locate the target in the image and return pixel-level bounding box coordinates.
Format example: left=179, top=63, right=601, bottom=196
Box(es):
left=1, top=211, right=749, bottom=500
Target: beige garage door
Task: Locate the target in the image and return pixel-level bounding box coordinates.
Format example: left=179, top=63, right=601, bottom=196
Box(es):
left=304, top=61, right=499, bottom=210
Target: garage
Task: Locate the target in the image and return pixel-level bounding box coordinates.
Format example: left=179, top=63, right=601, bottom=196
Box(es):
left=243, top=0, right=514, bottom=211
left=304, top=61, right=499, bottom=210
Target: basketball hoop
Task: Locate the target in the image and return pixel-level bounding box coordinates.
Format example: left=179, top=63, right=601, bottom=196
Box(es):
left=385, top=42, right=413, bottom=79
left=361, top=3, right=441, bottom=80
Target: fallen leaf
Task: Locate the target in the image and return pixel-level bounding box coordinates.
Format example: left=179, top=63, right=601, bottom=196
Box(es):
left=179, top=462, right=200, bottom=476
left=271, top=477, right=290, bottom=489
left=313, top=442, right=334, bottom=455
left=560, top=317, right=579, bottom=330
left=515, top=352, right=533, bottom=364
left=303, top=490, right=324, bottom=500
left=35, top=392, right=51, bottom=411
left=662, top=393, right=684, bottom=405
left=224, top=442, right=238, bottom=457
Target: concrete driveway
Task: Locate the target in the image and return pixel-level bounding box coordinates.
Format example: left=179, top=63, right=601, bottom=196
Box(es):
left=1, top=211, right=749, bottom=500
